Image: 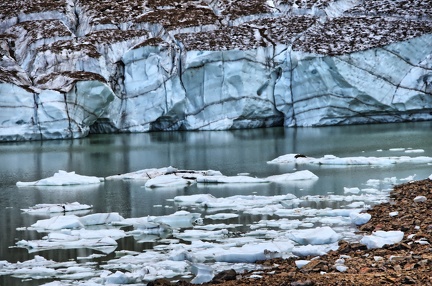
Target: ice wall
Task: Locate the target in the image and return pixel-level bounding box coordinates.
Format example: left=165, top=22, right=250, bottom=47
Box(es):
left=1, top=0, right=431, bottom=140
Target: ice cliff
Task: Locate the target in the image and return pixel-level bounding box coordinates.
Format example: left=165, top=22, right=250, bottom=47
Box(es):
left=1, top=0, right=432, bottom=140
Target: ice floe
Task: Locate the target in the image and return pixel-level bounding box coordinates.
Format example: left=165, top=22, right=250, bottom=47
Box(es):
left=266, top=170, right=319, bottom=182
left=145, top=174, right=195, bottom=188
left=268, top=153, right=432, bottom=165
left=7, top=173, right=421, bottom=285
left=21, top=202, right=93, bottom=214
left=106, top=166, right=222, bottom=181
left=107, top=167, right=319, bottom=188
left=196, top=175, right=268, bottom=184
left=288, top=226, right=340, bottom=245
left=16, top=170, right=104, bottom=186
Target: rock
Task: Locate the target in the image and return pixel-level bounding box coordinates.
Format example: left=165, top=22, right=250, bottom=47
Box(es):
left=147, top=278, right=172, bottom=286
left=212, top=269, right=237, bottom=282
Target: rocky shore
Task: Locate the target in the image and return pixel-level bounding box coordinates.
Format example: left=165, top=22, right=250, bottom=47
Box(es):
left=152, top=178, right=432, bottom=285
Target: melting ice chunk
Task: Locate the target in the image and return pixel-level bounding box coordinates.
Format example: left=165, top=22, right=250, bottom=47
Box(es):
left=16, top=170, right=103, bottom=186
left=360, top=230, right=404, bottom=249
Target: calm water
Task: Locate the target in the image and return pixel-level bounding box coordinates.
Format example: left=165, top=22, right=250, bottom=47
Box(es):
left=1, top=122, right=431, bottom=284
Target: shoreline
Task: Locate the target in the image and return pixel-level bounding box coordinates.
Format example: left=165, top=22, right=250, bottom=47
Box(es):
left=166, top=178, right=432, bottom=285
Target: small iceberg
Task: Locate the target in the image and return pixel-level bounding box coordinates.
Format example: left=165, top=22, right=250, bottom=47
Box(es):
left=197, top=175, right=268, bottom=184
left=266, top=170, right=319, bottom=182
left=105, top=166, right=178, bottom=180
left=145, top=174, right=194, bottom=188
left=268, top=153, right=432, bottom=166
left=21, top=202, right=93, bottom=214
left=16, top=170, right=104, bottom=187
left=106, top=166, right=222, bottom=181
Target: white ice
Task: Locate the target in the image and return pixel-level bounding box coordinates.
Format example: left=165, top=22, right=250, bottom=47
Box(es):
left=106, top=166, right=222, bottom=181
left=268, top=153, right=432, bottom=165
left=16, top=170, right=104, bottom=186
left=349, top=212, right=372, bottom=225
left=197, top=175, right=268, bottom=184
left=266, top=170, right=319, bottom=182
left=9, top=174, right=418, bottom=284
left=107, top=167, right=318, bottom=187
left=287, top=226, right=340, bottom=245
left=360, top=230, right=404, bottom=249
left=292, top=242, right=339, bottom=257
left=21, top=202, right=93, bottom=214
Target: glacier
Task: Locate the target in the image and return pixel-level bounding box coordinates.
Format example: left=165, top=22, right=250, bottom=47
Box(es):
left=1, top=0, right=432, bottom=140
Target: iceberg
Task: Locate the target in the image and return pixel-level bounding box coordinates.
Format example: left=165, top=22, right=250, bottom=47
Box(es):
left=16, top=236, right=118, bottom=254
left=197, top=175, right=269, bottom=184
left=21, top=202, right=93, bottom=214
left=16, top=170, right=104, bottom=186
left=79, top=213, right=124, bottom=226
left=105, top=166, right=178, bottom=180
left=266, top=170, right=319, bottom=182
left=144, top=174, right=194, bottom=188
left=30, top=215, right=84, bottom=230
left=268, top=154, right=432, bottom=166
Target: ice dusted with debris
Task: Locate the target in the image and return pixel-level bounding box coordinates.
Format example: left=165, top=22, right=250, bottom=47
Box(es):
left=16, top=170, right=104, bottom=186
left=268, top=154, right=432, bottom=166
left=21, top=202, right=93, bottom=214
left=107, top=167, right=319, bottom=188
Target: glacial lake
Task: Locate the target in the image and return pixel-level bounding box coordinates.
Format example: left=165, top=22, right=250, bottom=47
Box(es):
left=1, top=121, right=432, bottom=285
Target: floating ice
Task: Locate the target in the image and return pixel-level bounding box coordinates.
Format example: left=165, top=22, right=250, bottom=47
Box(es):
left=106, top=166, right=222, bottom=181
left=344, top=187, right=361, bottom=194
left=145, top=174, right=194, bottom=188
left=21, top=202, right=93, bottom=214
left=31, top=215, right=84, bottom=230
left=151, top=211, right=201, bottom=228
left=405, top=149, right=424, bottom=153
left=197, top=175, right=268, bottom=184
left=268, top=154, right=432, bottom=166
left=16, top=236, right=119, bottom=254
left=16, top=170, right=103, bottom=186
left=360, top=230, right=404, bottom=249
left=105, top=166, right=178, bottom=180
left=288, top=226, right=340, bottom=245
left=266, top=170, right=319, bottom=182
left=174, top=194, right=298, bottom=211
left=79, top=213, right=124, bottom=226
left=8, top=174, right=414, bottom=284
left=206, top=213, right=239, bottom=220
